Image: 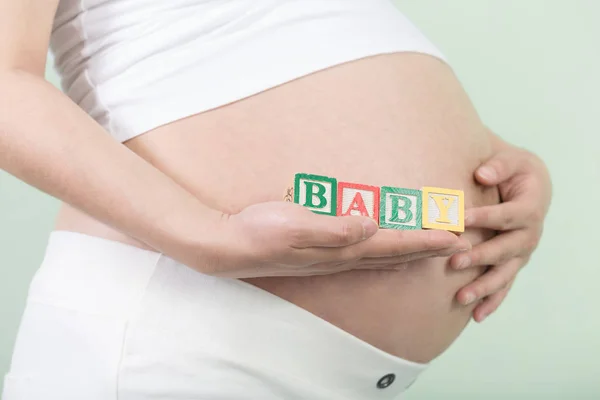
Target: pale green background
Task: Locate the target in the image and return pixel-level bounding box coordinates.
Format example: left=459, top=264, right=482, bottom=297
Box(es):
left=1, top=0, right=598, bottom=398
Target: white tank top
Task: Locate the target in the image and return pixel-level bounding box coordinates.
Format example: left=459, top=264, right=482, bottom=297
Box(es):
left=50, top=0, right=446, bottom=143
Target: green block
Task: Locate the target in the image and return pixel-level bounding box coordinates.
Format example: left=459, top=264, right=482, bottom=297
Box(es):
left=294, top=173, right=337, bottom=216
left=379, top=186, right=422, bottom=230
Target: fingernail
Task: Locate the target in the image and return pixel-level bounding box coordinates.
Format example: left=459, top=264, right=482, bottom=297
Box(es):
left=456, top=256, right=471, bottom=269
left=449, top=249, right=469, bottom=258
left=464, top=214, right=474, bottom=225
left=462, top=293, right=476, bottom=305
left=362, top=219, right=378, bottom=239
left=477, top=166, right=497, bottom=181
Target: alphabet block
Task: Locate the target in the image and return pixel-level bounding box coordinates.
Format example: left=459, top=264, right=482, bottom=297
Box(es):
left=379, top=187, right=422, bottom=230
left=294, top=173, right=337, bottom=216
left=337, top=182, right=380, bottom=222
left=422, top=187, right=464, bottom=232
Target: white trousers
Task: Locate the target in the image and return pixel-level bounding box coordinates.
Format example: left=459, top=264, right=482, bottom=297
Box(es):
left=2, top=230, right=427, bottom=399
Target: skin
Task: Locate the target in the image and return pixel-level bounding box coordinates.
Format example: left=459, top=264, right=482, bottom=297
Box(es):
left=453, top=144, right=552, bottom=322
left=54, top=53, right=501, bottom=363
left=1, top=0, right=552, bottom=366
left=2, top=0, right=468, bottom=277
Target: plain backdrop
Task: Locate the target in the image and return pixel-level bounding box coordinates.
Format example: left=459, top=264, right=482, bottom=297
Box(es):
left=1, top=0, right=598, bottom=398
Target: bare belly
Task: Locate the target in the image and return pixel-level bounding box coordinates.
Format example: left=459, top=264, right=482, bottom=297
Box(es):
left=54, top=53, right=500, bottom=363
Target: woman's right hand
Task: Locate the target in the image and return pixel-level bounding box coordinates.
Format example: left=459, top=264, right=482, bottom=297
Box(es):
left=201, top=201, right=472, bottom=278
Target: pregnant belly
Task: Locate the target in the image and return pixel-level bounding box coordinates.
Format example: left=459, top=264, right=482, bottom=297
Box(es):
left=59, top=53, right=500, bottom=363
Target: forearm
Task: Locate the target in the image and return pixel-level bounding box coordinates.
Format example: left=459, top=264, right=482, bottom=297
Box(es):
left=0, top=69, right=222, bottom=257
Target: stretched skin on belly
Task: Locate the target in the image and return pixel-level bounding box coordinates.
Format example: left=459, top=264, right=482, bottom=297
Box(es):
left=125, top=52, right=501, bottom=363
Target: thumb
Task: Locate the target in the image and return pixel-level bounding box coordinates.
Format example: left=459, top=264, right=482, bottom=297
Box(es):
left=297, top=213, right=379, bottom=248
left=475, top=149, right=526, bottom=186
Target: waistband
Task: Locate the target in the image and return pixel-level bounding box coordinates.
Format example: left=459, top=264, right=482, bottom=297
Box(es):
left=28, top=230, right=427, bottom=399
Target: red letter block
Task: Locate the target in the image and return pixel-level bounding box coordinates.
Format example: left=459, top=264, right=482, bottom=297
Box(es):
left=337, top=182, right=380, bottom=223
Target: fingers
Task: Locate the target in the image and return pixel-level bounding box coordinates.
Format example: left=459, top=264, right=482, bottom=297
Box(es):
left=343, top=229, right=470, bottom=261
left=294, top=246, right=468, bottom=274
left=294, top=228, right=470, bottom=265
left=359, top=245, right=470, bottom=265
left=472, top=278, right=515, bottom=323
left=475, top=149, right=527, bottom=186
left=290, top=214, right=379, bottom=249
left=360, top=229, right=471, bottom=258
left=455, top=258, right=522, bottom=306
left=464, top=201, right=534, bottom=230
left=282, top=244, right=469, bottom=276
left=450, top=230, right=531, bottom=269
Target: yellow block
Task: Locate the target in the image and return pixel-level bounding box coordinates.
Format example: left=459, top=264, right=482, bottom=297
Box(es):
left=421, top=186, right=464, bottom=233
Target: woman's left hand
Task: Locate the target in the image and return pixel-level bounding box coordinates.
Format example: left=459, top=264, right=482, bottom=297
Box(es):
left=449, top=144, right=552, bottom=322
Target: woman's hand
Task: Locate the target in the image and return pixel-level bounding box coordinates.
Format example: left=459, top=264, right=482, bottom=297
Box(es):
left=205, top=201, right=472, bottom=278
left=450, top=146, right=552, bottom=322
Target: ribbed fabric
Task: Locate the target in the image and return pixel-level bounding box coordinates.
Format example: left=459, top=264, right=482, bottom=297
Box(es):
left=49, top=0, right=446, bottom=142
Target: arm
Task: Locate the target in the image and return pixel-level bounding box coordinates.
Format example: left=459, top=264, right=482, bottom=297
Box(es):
left=1, top=0, right=469, bottom=278
left=0, top=0, right=226, bottom=264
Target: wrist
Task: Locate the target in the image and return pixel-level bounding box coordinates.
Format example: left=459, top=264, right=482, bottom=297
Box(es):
left=144, top=194, right=230, bottom=266
left=161, top=201, right=260, bottom=277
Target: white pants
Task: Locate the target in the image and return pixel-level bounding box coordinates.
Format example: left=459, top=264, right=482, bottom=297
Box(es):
left=2, top=230, right=427, bottom=400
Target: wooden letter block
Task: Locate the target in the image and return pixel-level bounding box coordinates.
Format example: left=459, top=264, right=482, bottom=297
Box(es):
left=379, top=187, right=422, bottom=230
left=337, top=182, right=380, bottom=222
left=294, top=173, right=337, bottom=215
left=422, top=187, right=464, bottom=232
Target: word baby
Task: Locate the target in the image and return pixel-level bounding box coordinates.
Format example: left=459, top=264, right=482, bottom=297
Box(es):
left=286, top=173, right=465, bottom=233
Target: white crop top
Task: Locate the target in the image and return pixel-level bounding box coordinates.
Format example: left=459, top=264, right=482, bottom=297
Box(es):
left=50, top=0, right=446, bottom=143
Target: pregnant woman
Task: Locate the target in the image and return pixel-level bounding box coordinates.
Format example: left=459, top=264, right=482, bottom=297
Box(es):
left=1, top=1, right=552, bottom=399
